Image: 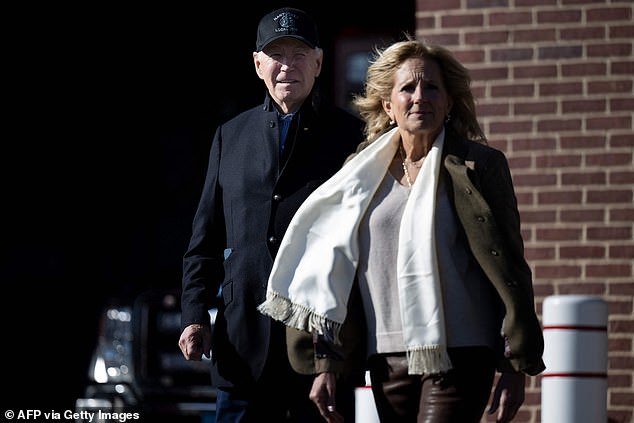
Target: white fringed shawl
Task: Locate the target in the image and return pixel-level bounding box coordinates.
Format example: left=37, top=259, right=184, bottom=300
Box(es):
left=258, top=127, right=452, bottom=374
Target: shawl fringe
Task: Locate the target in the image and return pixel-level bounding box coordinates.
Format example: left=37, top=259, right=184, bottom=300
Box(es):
left=406, top=345, right=453, bottom=375
left=257, top=290, right=343, bottom=344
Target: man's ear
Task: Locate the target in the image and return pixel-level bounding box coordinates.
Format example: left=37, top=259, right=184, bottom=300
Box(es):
left=253, top=51, right=264, bottom=79
left=314, top=48, right=324, bottom=77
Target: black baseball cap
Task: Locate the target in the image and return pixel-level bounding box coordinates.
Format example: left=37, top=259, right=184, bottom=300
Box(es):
left=256, top=7, right=320, bottom=51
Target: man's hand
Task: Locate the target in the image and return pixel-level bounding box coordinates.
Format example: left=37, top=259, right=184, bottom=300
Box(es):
left=309, top=372, right=344, bottom=423
left=178, top=324, right=211, bottom=361
left=488, top=372, right=525, bottom=422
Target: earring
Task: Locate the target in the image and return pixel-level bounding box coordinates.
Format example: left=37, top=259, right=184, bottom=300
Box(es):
left=389, top=119, right=395, bottom=125
left=445, top=113, right=451, bottom=123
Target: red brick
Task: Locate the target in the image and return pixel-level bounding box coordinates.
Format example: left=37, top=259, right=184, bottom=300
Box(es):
left=514, top=102, right=557, bottom=115
left=491, top=47, right=534, bottom=62
left=610, top=24, right=634, bottom=39
left=557, top=282, right=604, bottom=294
left=560, top=245, right=606, bottom=259
left=560, top=26, right=605, bottom=40
left=513, top=137, right=557, bottom=151
left=525, top=246, right=556, bottom=260
left=610, top=133, right=634, bottom=147
left=489, top=120, right=533, bottom=134
left=441, top=14, right=484, bottom=28
left=537, top=119, right=582, bottom=132
left=609, top=245, right=634, bottom=259
left=588, top=43, right=632, bottom=57
left=611, top=60, right=634, bottom=75
left=609, top=282, right=634, bottom=295
left=586, top=152, right=632, bottom=166
left=561, top=61, right=608, bottom=77
left=539, top=81, right=583, bottom=96
left=537, top=190, right=583, bottom=204
left=469, top=66, right=508, bottom=81
left=561, top=135, right=607, bottom=149
left=520, top=209, right=557, bottom=223
left=562, top=99, right=606, bottom=113
left=587, top=226, right=632, bottom=240
left=610, top=171, right=634, bottom=184
left=476, top=102, right=510, bottom=117
left=535, top=265, right=582, bottom=279
left=536, top=153, right=582, bottom=167
left=513, top=173, right=557, bottom=186
left=610, top=208, right=634, bottom=222
left=514, top=64, right=557, bottom=79
left=587, top=264, right=632, bottom=278
left=491, top=83, right=534, bottom=97
left=536, top=227, right=583, bottom=241
left=465, top=30, right=509, bottom=44
left=490, top=11, right=532, bottom=25
left=561, top=171, right=606, bottom=185
left=515, top=28, right=557, bottom=42
left=417, top=0, right=461, bottom=10
left=560, top=209, right=605, bottom=222
left=610, top=97, right=634, bottom=111
left=423, top=33, right=460, bottom=46
left=586, top=7, right=633, bottom=22
left=608, top=338, right=632, bottom=353
left=587, top=116, right=632, bottom=131
left=590, top=188, right=633, bottom=204
left=537, top=9, right=582, bottom=23
left=589, top=79, right=633, bottom=94
left=452, top=49, right=485, bottom=64
left=610, top=356, right=634, bottom=371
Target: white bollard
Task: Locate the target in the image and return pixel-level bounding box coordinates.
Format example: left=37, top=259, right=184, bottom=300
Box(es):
left=355, top=370, right=380, bottom=423
left=541, top=295, right=608, bottom=423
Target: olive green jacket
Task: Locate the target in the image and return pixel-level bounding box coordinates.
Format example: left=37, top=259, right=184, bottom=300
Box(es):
left=287, top=129, right=546, bottom=382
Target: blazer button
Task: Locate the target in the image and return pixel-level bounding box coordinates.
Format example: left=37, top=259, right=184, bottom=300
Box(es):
left=273, top=194, right=282, bottom=201
left=465, top=187, right=472, bottom=194
left=490, top=249, right=499, bottom=256
left=269, top=120, right=276, bottom=128
left=477, top=216, right=485, bottom=222
left=268, top=236, right=279, bottom=244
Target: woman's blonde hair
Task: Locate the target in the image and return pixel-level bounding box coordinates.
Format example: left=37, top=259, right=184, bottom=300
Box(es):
left=353, top=35, right=486, bottom=144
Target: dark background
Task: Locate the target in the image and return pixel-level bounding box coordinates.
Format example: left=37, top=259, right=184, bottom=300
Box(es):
left=4, top=2, right=413, bottom=411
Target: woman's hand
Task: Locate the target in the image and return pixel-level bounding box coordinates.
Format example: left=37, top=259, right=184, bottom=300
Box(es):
left=309, top=372, right=344, bottom=423
left=488, top=372, right=525, bottom=422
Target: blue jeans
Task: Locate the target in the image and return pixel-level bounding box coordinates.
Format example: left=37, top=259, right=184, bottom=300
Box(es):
left=214, top=375, right=342, bottom=423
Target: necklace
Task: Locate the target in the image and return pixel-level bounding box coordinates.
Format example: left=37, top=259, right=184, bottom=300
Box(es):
left=404, top=158, right=423, bottom=168
left=399, top=144, right=413, bottom=188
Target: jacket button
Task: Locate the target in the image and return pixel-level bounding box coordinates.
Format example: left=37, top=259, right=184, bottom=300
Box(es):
left=269, top=120, right=276, bottom=128
left=273, top=194, right=282, bottom=201
left=268, top=236, right=278, bottom=244
left=477, top=216, right=485, bottom=222
left=465, top=187, right=472, bottom=194
left=490, top=249, right=499, bottom=256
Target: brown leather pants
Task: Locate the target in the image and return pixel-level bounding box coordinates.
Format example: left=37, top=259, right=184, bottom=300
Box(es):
left=367, top=347, right=496, bottom=423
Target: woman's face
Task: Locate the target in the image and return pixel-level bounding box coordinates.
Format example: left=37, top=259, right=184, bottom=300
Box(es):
left=383, top=56, right=453, bottom=140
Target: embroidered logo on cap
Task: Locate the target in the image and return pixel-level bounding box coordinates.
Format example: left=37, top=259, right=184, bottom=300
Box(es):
left=274, top=11, right=299, bottom=33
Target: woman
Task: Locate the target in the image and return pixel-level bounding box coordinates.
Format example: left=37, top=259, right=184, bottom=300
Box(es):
left=258, top=37, right=545, bottom=423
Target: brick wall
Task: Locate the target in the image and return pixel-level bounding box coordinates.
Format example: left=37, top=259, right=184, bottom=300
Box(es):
left=416, top=1, right=633, bottom=422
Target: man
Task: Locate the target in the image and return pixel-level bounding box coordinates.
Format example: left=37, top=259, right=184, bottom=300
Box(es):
left=178, top=7, right=365, bottom=422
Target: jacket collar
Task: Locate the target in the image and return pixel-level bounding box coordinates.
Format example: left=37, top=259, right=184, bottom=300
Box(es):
left=261, top=86, right=320, bottom=114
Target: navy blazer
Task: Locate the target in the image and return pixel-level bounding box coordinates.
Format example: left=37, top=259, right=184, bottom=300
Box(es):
left=181, top=91, right=364, bottom=388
